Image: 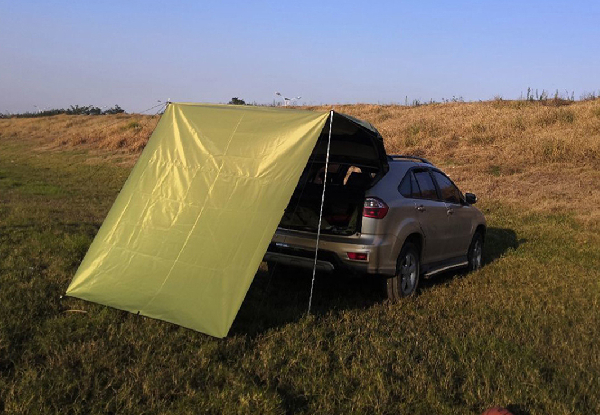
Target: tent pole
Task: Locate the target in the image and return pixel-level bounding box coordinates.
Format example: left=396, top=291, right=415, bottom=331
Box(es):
left=308, top=110, right=334, bottom=315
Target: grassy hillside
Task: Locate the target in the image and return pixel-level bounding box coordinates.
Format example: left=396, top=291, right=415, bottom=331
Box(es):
left=1, top=100, right=599, bottom=414
left=2, top=98, right=599, bottom=225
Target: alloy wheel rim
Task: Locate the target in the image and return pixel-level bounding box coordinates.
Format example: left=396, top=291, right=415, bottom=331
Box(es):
left=400, top=252, right=417, bottom=294
left=473, top=240, right=482, bottom=269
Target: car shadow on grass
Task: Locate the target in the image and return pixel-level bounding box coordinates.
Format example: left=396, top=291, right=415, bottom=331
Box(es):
left=231, top=227, right=524, bottom=337
left=484, top=227, right=524, bottom=264
left=420, top=226, right=523, bottom=289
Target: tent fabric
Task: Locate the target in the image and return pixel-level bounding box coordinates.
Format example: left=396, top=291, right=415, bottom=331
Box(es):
left=66, top=103, right=330, bottom=337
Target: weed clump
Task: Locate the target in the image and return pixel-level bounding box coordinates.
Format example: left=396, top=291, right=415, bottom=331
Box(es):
left=469, top=122, right=496, bottom=144
left=123, top=121, right=142, bottom=131
left=537, top=108, right=575, bottom=127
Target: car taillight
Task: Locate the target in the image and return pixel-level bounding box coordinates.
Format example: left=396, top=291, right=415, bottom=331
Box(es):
left=347, top=252, right=369, bottom=261
left=363, top=197, right=389, bottom=219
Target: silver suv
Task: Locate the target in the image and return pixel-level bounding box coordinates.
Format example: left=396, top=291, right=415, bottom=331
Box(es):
left=265, top=150, right=486, bottom=300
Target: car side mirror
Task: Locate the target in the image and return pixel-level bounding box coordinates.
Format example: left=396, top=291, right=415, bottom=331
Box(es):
left=465, top=192, right=477, bottom=204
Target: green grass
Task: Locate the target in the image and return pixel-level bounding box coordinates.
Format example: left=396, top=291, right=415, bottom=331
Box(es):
left=1, top=140, right=599, bottom=414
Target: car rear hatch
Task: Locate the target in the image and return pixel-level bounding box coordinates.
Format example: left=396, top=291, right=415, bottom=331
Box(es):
left=278, top=112, right=389, bottom=236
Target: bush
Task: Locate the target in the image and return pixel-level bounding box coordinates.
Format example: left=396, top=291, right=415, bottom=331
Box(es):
left=228, top=97, right=246, bottom=105
left=4, top=105, right=126, bottom=118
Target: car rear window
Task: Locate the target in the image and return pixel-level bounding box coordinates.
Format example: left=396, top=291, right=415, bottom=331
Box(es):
left=398, top=173, right=411, bottom=197
left=413, top=170, right=438, bottom=200
left=398, top=171, right=422, bottom=199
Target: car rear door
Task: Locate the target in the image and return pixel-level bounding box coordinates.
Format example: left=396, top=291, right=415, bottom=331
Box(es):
left=431, top=170, right=473, bottom=258
left=410, top=168, right=452, bottom=264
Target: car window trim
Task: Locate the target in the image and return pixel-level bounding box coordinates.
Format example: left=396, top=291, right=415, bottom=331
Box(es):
left=410, top=171, right=422, bottom=199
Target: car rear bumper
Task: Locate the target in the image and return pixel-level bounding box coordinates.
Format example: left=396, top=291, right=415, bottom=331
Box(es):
left=265, top=227, right=398, bottom=275
left=264, top=251, right=335, bottom=272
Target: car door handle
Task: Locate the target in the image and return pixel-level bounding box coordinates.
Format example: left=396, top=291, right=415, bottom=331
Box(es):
left=447, top=208, right=454, bottom=215
left=416, top=205, right=426, bottom=212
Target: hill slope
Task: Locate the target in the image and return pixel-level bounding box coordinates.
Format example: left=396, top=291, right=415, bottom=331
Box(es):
left=2, top=99, right=599, bottom=226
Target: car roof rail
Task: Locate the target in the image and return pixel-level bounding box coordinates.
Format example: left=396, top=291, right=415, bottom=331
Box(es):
left=387, top=154, right=432, bottom=165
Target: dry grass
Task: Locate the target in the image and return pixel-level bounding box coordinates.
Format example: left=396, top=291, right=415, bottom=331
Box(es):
left=309, top=100, right=600, bottom=166
left=0, top=113, right=159, bottom=155
left=2, top=99, right=599, bottom=226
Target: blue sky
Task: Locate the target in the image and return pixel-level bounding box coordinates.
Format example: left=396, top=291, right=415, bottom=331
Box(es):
left=1, top=0, right=599, bottom=113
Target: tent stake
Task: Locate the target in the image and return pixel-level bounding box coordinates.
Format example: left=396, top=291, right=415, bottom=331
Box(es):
left=308, top=110, right=333, bottom=315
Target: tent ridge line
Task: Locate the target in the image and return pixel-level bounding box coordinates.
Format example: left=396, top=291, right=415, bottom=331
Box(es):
left=307, top=110, right=334, bottom=314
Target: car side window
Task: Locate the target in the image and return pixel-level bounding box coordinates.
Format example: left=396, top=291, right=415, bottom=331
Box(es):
left=432, top=170, right=462, bottom=204
left=413, top=170, right=438, bottom=200
left=398, top=171, right=422, bottom=199
left=398, top=173, right=411, bottom=197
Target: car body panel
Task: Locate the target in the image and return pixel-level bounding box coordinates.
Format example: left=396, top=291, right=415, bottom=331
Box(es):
left=445, top=201, right=477, bottom=257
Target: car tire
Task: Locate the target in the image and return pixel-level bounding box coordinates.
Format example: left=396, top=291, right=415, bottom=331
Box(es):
left=467, top=231, right=484, bottom=271
left=386, top=242, right=420, bottom=300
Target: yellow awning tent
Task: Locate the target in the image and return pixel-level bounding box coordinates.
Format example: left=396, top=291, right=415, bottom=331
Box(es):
left=66, top=103, right=386, bottom=337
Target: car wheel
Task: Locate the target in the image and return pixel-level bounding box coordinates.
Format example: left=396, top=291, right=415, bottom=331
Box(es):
left=386, top=242, right=420, bottom=300
left=467, top=232, right=484, bottom=271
